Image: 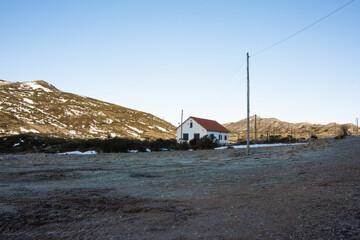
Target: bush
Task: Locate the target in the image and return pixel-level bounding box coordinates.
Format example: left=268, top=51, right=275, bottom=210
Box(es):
left=310, top=135, right=318, bottom=140
left=176, top=141, right=189, bottom=150
left=0, top=134, right=221, bottom=153
left=189, top=136, right=219, bottom=150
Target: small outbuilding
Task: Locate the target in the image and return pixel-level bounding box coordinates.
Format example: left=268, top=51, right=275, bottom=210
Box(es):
left=177, top=116, right=230, bottom=144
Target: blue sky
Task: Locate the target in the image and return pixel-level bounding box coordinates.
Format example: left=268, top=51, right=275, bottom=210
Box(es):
left=1, top=0, right=359, bottom=126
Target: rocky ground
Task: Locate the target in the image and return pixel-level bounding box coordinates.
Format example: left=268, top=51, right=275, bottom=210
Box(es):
left=0, top=137, right=359, bottom=239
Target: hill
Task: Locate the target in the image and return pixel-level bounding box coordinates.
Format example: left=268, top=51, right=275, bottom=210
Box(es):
left=224, top=116, right=358, bottom=143
left=0, top=80, right=176, bottom=140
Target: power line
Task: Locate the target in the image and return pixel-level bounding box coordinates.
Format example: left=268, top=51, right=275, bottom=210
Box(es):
left=251, top=0, right=355, bottom=57
left=197, top=61, right=246, bottom=111
left=200, top=76, right=247, bottom=115
left=206, top=61, right=245, bottom=101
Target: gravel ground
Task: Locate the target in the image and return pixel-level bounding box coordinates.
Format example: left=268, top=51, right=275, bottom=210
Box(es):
left=0, top=137, right=359, bottom=239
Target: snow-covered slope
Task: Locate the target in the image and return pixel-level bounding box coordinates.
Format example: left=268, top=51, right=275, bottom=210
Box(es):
left=0, top=80, right=176, bottom=139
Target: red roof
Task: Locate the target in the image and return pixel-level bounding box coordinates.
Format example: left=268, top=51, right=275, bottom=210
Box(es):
left=190, top=116, right=230, bottom=133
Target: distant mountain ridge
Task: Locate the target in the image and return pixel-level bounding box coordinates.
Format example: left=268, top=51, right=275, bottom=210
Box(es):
left=0, top=80, right=176, bottom=139
left=224, top=116, right=358, bottom=142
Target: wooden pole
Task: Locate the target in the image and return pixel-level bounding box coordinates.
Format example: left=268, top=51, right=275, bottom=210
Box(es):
left=247, top=52, right=250, bottom=155
left=180, top=110, right=183, bottom=142
left=254, top=114, right=257, bottom=144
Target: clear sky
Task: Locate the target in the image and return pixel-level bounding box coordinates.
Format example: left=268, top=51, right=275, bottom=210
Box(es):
left=1, top=0, right=359, bottom=126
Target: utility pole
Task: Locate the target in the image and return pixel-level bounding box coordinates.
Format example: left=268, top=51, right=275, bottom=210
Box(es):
left=180, top=110, right=183, bottom=142
left=334, top=123, right=336, bottom=137
left=356, top=118, right=358, bottom=136
left=254, top=114, right=257, bottom=144
left=246, top=52, right=250, bottom=155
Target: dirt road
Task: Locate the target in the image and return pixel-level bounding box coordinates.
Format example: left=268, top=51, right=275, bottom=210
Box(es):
left=1, top=137, right=359, bottom=239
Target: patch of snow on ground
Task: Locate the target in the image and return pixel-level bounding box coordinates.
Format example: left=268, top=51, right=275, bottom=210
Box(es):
left=20, top=127, right=29, bottom=133
left=89, top=125, right=106, bottom=134
left=156, top=126, right=169, bottom=132
left=23, top=98, right=34, bottom=104
left=127, top=150, right=139, bottom=153
left=49, top=122, right=62, bottom=128
left=23, top=82, right=52, bottom=92
left=58, top=150, right=97, bottom=155
left=64, top=110, right=73, bottom=116
left=127, top=126, right=143, bottom=133
left=126, top=130, right=140, bottom=137
left=70, top=109, right=84, bottom=116
left=11, top=106, right=32, bottom=114
left=110, top=133, right=120, bottom=138
left=69, top=130, right=77, bottom=135
left=36, top=119, right=46, bottom=124
left=13, top=143, right=20, bottom=147
left=215, top=143, right=307, bottom=150
left=105, top=118, right=113, bottom=124
left=20, top=127, right=39, bottom=133
left=7, top=131, right=19, bottom=135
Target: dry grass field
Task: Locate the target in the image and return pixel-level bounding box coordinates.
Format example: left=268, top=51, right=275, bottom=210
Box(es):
left=1, top=137, right=359, bottom=239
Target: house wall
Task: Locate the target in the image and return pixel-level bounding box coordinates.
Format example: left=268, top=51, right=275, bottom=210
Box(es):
left=177, top=118, right=229, bottom=145
left=207, top=130, right=229, bottom=145
left=177, top=118, right=206, bottom=143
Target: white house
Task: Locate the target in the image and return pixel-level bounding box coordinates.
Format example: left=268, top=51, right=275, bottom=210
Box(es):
left=177, top=116, right=230, bottom=145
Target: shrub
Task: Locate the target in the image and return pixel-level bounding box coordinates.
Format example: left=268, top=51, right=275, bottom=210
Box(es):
left=187, top=136, right=219, bottom=150
left=310, top=135, right=318, bottom=140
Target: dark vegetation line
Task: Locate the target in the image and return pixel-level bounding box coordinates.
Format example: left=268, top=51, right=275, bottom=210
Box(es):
left=0, top=133, right=335, bottom=154
left=0, top=134, right=220, bottom=154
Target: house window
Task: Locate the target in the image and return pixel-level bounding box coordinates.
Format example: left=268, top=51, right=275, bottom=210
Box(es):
left=219, top=135, right=222, bottom=140
left=224, top=135, right=227, bottom=141
left=190, top=122, right=193, bottom=128
left=183, top=133, right=189, bottom=140
left=194, top=133, right=200, bottom=139
left=210, top=134, right=215, bottom=140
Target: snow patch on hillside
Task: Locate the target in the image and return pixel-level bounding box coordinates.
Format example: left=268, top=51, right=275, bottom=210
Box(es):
left=126, top=130, right=140, bottom=137
left=156, top=126, right=169, bottom=132
left=70, top=109, right=84, bottom=116
left=127, top=125, right=143, bottom=133
left=22, top=82, right=52, bottom=92
left=89, top=125, right=106, bottom=134
left=20, top=127, right=39, bottom=133
left=110, top=133, right=120, bottom=138
left=104, top=118, right=113, bottom=124
left=23, top=98, right=34, bottom=104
